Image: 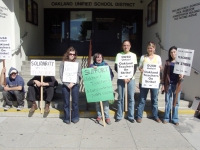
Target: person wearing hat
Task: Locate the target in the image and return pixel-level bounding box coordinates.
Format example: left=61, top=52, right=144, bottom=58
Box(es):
left=2, top=67, right=25, bottom=111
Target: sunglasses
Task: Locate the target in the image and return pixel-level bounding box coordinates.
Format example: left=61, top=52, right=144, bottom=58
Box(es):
left=69, top=53, right=75, bottom=56
left=11, top=73, right=17, bottom=75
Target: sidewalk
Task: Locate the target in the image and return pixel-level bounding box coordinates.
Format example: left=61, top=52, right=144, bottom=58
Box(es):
left=0, top=116, right=199, bottom=150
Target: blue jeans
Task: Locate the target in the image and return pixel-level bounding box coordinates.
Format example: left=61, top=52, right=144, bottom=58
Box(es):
left=116, top=79, right=135, bottom=120
left=163, top=84, right=180, bottom=123
left=96, top=101, right=109, bottom=119
left=136, top=84, right=159, bottom=119
left=62, top=84, right=79, bottom=123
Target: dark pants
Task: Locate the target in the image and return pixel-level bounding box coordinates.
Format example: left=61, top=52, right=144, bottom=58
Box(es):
left=2, top=91, right=24, bottom=106
left=28, top=86, right=54, bottom=102
left=62, top=84, right=79, bottom=122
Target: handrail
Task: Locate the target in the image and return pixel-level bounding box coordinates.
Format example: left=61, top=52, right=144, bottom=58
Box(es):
left=87, top=39, right=92, bottom=67
left=155, top=32, right=200, bottom=74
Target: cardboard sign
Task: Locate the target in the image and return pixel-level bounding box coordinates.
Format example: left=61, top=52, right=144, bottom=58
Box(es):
left=0, top=36, right=11, bottom=59
left=174, top=48, right=194, bottom=76
left=30, top=60, right=55, bottom=76
left=62, top=62, right=78, bottom=83
left=117, top=54, right=134, bottom=79
left=142, top=63, right=160, bottom=88
left=82, top=66, right=114, bottom=103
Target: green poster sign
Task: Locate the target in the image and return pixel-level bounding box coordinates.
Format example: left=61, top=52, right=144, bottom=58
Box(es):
left=82, top=66, right=114, bottom=103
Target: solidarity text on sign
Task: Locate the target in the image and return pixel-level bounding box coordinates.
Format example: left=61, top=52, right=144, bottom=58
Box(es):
left=62, top=62, right=78, bottom=83
left=174, top=48, right=194, bottom=76
left=82, top=66, right=114, bottom=103
left=31, top=60, right=55, bottom=76
left=117, top=55, right=134, bottom=79
left=0, top=36, right=11, bottom=59
left=142, top=63, right=160, bottom=88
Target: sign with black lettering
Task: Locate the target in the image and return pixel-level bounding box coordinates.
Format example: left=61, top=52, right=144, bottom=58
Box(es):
left=62, top=62, right=78, bottom=83
left=30, top=60, right=55, bottom=76
left=174, top=48, right=194, bottom=76
left=82, top=66, right=114, bottom=103
left=0, top=36, right=11, bottom=59
left=117, top=54, right=134, bottom=79
left=142, top=63, right=160, bottom=88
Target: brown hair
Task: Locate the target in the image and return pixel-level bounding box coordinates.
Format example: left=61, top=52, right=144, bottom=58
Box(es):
left=121, top=40, right=131, bottom=49
left=62, top=46, right=77, bottom=62
left=93, top=53, right=104, bottom=63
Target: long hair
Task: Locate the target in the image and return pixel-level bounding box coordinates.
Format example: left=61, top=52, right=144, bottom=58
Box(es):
left=62, top=46, right=77, bottom=62
left=93, top=53, right=104, bottom=63
left=168, top=46, right=177, bottom=61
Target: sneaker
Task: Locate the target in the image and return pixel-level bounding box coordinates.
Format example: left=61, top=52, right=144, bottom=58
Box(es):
left=174, top=122, right=179, bottom=126
left=96, top=117, right=101, bottom=123
left=4, top=105, right=11, bottom=111
left=163, top=121, right=168, bottom=124
left=17, top=106, right=24, bottom=111
left=105, top=118, right=111, bottom=125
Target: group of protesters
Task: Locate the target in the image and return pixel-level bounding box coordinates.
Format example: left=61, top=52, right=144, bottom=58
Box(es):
left=0, top=40, right=184, bottom=126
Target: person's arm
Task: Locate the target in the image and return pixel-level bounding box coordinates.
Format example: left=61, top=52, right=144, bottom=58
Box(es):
left=0, top=67, right=6, bottom=86
left=4, top=86, right=22, bottom=91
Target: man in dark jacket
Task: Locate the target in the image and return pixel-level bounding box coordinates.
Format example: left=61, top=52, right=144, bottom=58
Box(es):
left=2, top=67, right=25, bottom=111
left=27, top=76, right=58, bottom=113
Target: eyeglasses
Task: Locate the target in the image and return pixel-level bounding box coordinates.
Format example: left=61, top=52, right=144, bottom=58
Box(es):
left=69, top=53, right=75, bottom=56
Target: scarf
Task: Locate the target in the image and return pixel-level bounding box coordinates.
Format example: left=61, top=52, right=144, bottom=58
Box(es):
left=93, top=60, right=106, bottom=66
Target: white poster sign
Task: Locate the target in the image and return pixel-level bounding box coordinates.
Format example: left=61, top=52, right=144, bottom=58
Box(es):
left=142, top=63, right=160, bottom=88
left=174, top=48, right=194, bottom=76
left=117, top=54, right=134, bottom=79
left=30, top=60, right=55, bottom=76
left=0, top=36, right=11, bottom=59
left=62, top=62, right=78, bottom=83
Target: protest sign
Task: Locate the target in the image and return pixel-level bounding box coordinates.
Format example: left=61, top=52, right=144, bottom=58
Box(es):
left=30, top=60, right=55, bottom=76
left=82, top=66, right=114, bottom=103
left=117, top=54, right=134, bottom=79
left=174, top=48, right=194, bottom=76
left=0, top=36, right=11, bottom=59
left=62, top=62, right=78, bottom=83
left=142, top=63, right=160, bottom=88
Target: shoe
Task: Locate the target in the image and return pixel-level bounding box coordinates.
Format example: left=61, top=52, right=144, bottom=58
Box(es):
left=96, top=117, right=101, bottom=123
left=174, top=122, right=179, bottom=126
left=155, top=118, right=161, bottom=123
left=63, top=120, right=70, bottom=124
left=115, top=119, right=121, bottom=122
left=128, top=119, right=135, bottom=123
left=136, top=118, right=142, bottom=123
left=4, top=105, right=12, bottom=111
left=72, top=119, right=79, bottom=124
left=44, top=103, right=50, bottom=113
left=29, top=102, right=38, bottom=113
left=105, top=118, right=111, bottom=125
left=17, top=106, right=24, bottom=111
left=163, top=121, right=168, bottom=124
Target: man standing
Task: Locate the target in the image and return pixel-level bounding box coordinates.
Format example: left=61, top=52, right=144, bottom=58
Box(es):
left=27, top=76, right=58, bottom=113
left=2, top=67, right=25, bottom=111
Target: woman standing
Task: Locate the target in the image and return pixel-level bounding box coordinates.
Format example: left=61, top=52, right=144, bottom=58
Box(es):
left=161, top=46, right=184, bottom=126
left=59, top=47, right=81, bottom=124
left=114, top=40, right=137, bottom=123
left=136, top=42, right=162, bottom=123
left=89, top=53, right=114, bottom=125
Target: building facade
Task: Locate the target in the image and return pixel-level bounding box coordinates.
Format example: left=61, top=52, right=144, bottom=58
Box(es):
left=0, top=0, right=200, bottom=100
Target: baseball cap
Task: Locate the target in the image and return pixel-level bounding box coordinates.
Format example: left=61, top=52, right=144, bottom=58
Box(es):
left=10, top=70, right=17, bottom=75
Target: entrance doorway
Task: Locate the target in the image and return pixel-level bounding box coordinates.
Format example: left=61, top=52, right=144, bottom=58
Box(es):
left=44, top=9, right=142, bottom=57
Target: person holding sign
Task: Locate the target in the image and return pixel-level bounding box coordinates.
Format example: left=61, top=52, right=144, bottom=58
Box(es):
left=0, top=67, right=6, bottom=91
left=136, top=42, right=162, bottom=123
left=2, top=67, right=25, bottom=111
left=161, top=46, right=184, bottom=126
left=59, top=47, right=82, bottom=124
left=27, top=76, right=58, bottom=113
left=89, top=53, right=114, bottom=125
left=114, top=40, right=138, bottom=123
